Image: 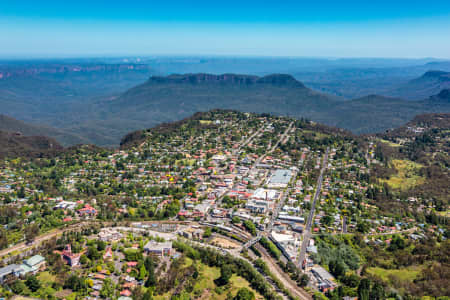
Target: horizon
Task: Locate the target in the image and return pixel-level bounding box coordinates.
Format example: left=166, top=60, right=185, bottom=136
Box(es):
left=1, top=1, right=450, bottom=58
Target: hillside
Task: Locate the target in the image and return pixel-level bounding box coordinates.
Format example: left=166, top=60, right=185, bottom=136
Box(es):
left=386, top=70, right=450, bottom=100
left=1, top=69, right=450, bottom=145
left=0, top=114, right=87, bottom=146
left=106, top=73, right=450, bottom=136
left=0, top=130, right=63, bottom=158
left=102, top=73, right=334, bottom=136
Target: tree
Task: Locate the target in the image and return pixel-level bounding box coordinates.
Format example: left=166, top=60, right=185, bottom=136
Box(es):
left=24, top=223, right=40, bottom=243
left=321, top=215, right=333, bottom=226
left=358, top=278, right=371, bottom=300
left=100, top=278, right=115, bottom=299
left=329, top=260, right=346, bottom=278
left=342, top=273, right=360, bottom=288
left=203, top=227, right=212, bottom=238
left=142, top=289, right=153, bottom=300
left=88, top=245, right=101, bottom=260
left=243, top=220, right=257, bottom=236
left=233, top=287, right=255, bottom=300
left=139, top=264, right=147, bottom=280
left=97, top=240, right=106, bottom=251
left=299, top=274, right=309, bottom=287
left=0, top=228, right=8, bottom=250
left=370, top=282, right=385, bottom=300
left=145, top=259, right=157, bottom=287
left=25, top=275, right=41, bottom=292
left=356, top=221, right=370, bottom=233
left=218, top=264, right=233, bottom=286
left=231, top=216, right=241, bottom=224
left=10, top=280, right=26, bottom=294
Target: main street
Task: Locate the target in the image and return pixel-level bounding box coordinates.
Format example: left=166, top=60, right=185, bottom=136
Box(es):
left=298, top=147, right=329, bottom=267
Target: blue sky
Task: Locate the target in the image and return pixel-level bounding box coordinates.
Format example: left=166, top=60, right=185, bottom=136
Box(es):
left=1, top=0, right=450, bottom=58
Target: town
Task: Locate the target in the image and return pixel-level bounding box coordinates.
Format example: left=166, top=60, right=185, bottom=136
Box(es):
left=0, top=110, right=448, bottom=300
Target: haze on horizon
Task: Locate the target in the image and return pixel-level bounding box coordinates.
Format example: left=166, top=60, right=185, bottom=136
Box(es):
left=1, top=0, right=450, bottom=59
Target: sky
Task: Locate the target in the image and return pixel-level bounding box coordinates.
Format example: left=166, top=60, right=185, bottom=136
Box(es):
left=1, top=0, right=450, bottom=58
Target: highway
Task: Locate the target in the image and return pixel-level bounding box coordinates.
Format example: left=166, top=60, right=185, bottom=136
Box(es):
left=298, top=147, right=329, bottom=267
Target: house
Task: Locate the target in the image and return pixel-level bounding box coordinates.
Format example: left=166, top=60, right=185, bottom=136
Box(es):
left=143, top=241, right=173, bottom=256
left=120, top=289, right=132, bottom=297
left=103, top=247, right=113, bottom=261
left=78, top=204, right=97, bottom=217
left=61, top=244, right=82, bottom=266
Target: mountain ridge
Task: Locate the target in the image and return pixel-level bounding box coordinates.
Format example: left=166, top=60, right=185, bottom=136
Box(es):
left=386, top=70, right=450, bottom=100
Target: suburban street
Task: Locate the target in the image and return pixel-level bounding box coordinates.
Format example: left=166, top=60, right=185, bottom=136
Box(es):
left=298, top=147, right=329, bottom=267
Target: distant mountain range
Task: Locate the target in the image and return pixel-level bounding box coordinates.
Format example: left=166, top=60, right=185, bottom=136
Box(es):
left=386, top=70, right=450, bottom=100
left=1, top=59, right=450, bottom=146
left=106, top=73, right=450, bottom=136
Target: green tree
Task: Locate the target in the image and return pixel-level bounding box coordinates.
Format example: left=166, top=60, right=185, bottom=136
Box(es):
left=139, top=264, right=147, bottom=280
left=203, top=227, right=212, bottom=238
left=218, top=264, right=233, bottom=286
left=358, top=278, right=371, bottom=300
left=233, top=287, right=255, bottom=300
left=299, top=274, right=309, bottom=287
left=88, top=245, right=101, bottom=260
left=329, top=260, right=346, bottom=278
left=0, top=228, right=8, bottom=250
left=243, top=220, right=257, bottom=236
left=24, top=223, right=40, bottom=243
left=142, top=289, right=153, bottom=300
left=231, top=216, right=241, bottom=224
left=25, top=275, right=41, bottom=292
left=11, top=280, right=26, bottom=294
left=370, top=282, right=385, bottom=300
left=100, top=278, right=115, bottom=299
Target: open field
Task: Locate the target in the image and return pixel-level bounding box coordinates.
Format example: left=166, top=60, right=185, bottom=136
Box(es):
left=210, top=237, right=240, bottom=249
left=380, top=159, right=425, bottom=190
left=379, top=139, right=402, bottom=147
left=154, top=260, right=262, bottom=300
left=367, top=265, right=424, bottom=283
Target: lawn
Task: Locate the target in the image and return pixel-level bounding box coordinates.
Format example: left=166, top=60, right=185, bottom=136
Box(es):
left=380, top=159, right=425, bottom=190
left=37, top=271, right=56, bottom=286
left=379, top=139, right=402, bottom=147
left=367, top=265, right=423, bottom=283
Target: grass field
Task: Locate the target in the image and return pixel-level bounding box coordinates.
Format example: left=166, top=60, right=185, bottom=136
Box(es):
left=380, top=159, right=425, bottom=190
left=37, top=271, right=56, bottom=286
left=153, top=259, right=262, bottom=300
left=367, top=265, right=423, bottom=283
left=379, top=139, right=402, bottom=147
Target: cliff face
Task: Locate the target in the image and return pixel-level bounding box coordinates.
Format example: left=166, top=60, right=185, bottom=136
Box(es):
left=0, top=64, right=152, bottom=79
left=146, top=73, right=306, bottom=87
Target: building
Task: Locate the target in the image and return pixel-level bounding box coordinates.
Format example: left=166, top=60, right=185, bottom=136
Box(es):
left=311, top=266, right=336, bottom=292
left=0, top=264, right=22, bottom=284
left=278, top=214, right=305, bottom=223
left=61, top=244, right=82, bottom=266
left=267, top=169, right=292, bottom=188
left=20, top=255, right=46, bottom=276
left=143, top=241, right=173, bottom=256
left=246, top=199, right=270, bottom=214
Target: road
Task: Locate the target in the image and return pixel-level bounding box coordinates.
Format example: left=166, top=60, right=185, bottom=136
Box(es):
left=254, top=243, right=312, bottom=300
left=342, top=216, right=347, bottom=233
left=298, top=148, right=329, bottom=267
